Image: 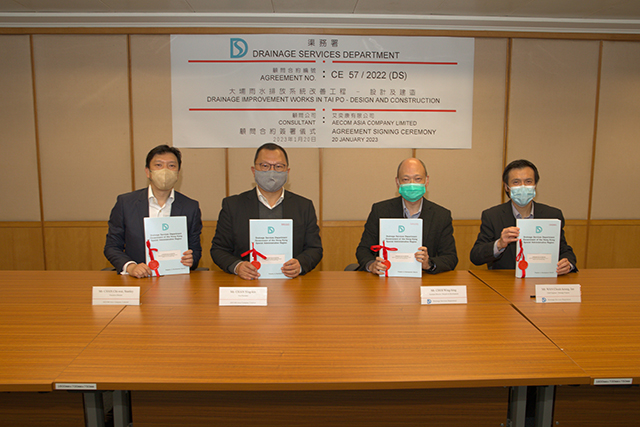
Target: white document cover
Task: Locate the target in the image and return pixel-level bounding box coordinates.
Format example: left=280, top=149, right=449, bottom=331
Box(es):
left=143, top=216, right=189, bottom=276
left=515, top=218, right=560, bottom=278
left=249, top=219, right=293, bottom=279
left=378, top=218, right=423, bottom=277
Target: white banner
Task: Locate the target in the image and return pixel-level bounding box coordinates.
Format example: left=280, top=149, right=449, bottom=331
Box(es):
left=171, top=34, right=474, bottom=148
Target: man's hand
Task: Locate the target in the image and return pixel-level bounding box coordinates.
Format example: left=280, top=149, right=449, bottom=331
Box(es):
left=557, top=258, right=572, bottom=275
left=180, top=249, right=194, bottom=267
left=282, top=258, right=302, bottom=278
left=127, top=262, right=153, bottom=278
left=237, top=261, right=260, bottom=280
left=368, top=256, right=389, bottom=275
left=415, top=246, right=432, bottom=270
left=497, top=226, right=520, bottom=250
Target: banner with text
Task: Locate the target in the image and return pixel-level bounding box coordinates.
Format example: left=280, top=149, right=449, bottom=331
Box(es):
left=171, top=34, right=474, bottom=148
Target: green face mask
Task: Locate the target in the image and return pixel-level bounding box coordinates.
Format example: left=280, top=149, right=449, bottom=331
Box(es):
left=398, top=183, right=426, bottom=202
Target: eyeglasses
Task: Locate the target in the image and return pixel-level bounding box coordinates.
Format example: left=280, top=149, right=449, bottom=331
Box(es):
left=255, top=162, right=287, bottom=172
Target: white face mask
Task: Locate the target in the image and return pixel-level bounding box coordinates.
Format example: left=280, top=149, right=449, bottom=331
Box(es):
left=149, top=168, right=178, bottom=191
left=509, top=185, right=536, bottom=207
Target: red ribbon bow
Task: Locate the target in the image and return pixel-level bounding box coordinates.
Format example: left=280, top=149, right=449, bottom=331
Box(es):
left=241, top=242, right=267, bottom=269
left=370, top=241, right=398, bottom=277
left=516, top=239, right=528, bottom=278
left=146, top=240, right=160, bottom=277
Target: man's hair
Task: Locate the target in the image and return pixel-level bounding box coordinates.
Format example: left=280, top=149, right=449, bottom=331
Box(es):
left=145, top=145, right=182, bottom=170
left=254, top=143, right=289, bottom=165
left=502, top=159, right=539, bottom=185
left=397, top=158, right=428, bottom=178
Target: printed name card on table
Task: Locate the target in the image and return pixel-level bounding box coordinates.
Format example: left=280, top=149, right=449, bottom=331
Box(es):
left=92, top=287, right=140, bottom=305
left=248, top=219, right=293, bottom=279
left=219, top=287, right=268, bottom=306
left=421, top=286, right=467, bottom=305
left=376, top=218, right=423, bottom=277
left=515, top=219, right=561, bottom=278
left=535, top=285, right=581, bottom=303
left=593, top=378, right=633, bottom=386
left=144, top=216, right=189, bottom=276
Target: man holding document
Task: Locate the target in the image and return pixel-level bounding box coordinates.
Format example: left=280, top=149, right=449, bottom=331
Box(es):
left=211, top=143, right=322, bottom=280
left=356, top=158, right=458, bottom=275
left=470, top=159, right=577, bottom=275
left=104, top=145, right=202, bottom=278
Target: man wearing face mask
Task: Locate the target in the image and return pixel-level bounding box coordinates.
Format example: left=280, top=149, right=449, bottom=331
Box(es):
left=470, top=159, right=577, bottom=274
left=104, top=145, right=203, bottom=278
left=210, top=143, right=322, bottom=280
left=356, top=157, right=458, bottom=275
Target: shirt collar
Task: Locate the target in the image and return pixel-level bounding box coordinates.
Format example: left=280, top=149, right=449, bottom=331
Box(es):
left=402, top=198, right=423, bottom=219
left=511, top=201, right=534, bottom=219
left=148, top=186, right=175, bottom=206
left=256, top=186, right=285, bottom=210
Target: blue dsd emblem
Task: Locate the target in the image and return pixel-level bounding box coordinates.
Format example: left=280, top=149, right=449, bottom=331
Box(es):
left=536, top=226, right=543, bottom=233
left=230, top=38, right=248, bottom=58
left=268, top=226, right=275, bottom=234
left=398, top=225, right=405, bottom=233
left=162, top=223, right=170, bottom=231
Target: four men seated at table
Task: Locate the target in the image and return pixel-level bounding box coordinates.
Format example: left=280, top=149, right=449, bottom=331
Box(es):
left=356, top=157, right=458, bottom=275
left=470, top=159, right=577, bottom=275
left=104, top=146, right=576, bottom=276
left=104, top=145, right=203, bottom=278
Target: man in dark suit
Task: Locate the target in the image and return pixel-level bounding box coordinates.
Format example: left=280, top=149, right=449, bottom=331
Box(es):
left=104, top=145, right=202, bottom=278
left=211, top=143, right=322, bottom=280
left=356, top=158, right=458, bottom=275
left=470, top=159, right=576, bottom=274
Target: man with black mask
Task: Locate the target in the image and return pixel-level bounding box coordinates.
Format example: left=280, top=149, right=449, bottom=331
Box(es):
left=211, top=143, right=322, bottom=280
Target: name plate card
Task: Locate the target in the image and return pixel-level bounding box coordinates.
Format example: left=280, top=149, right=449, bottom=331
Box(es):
left=55, top=383, right=97, bottom=390
left=219, top=287, right=267, bottom=306
left=92, top=287, right=140, bottom=305
left=421, top=286, right=467, bottom=305
left=535, top=284, right=581, bottom=303
left=593, top=378, right=633, bottom=386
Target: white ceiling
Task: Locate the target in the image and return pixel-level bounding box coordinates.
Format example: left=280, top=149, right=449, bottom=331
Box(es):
left=2, top=0, right=640, bottom=33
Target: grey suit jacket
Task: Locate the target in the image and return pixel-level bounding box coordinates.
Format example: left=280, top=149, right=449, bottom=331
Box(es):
left=104, top=188, right=203, bottom=273
left=356, top=196, right=458, bottom=274
left=210, top=189, right=323, bottom=274
left=470, top=201, right=577, bottom=270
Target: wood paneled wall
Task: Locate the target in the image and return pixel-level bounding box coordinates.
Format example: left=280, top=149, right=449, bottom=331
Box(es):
left=2, top=32, right=640, bottom=272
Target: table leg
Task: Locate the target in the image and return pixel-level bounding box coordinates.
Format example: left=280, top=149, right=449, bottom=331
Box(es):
left=83, top=391, right=105, bottom=427
left=113, top=390, right=132, bottom=427
left=507, top=386, right=527, bottom=427
left=535, top=385, right=555, bottom=427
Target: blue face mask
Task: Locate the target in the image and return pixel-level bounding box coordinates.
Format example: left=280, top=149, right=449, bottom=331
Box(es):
left=510, top=185, right=536, bottom=207
left=399, top=183, right=426, bottom=202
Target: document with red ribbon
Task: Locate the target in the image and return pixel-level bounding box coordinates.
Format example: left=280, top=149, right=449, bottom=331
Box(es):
left=376, top=218, right=423, bottom=277
left=515, top=218, right=560, bottom=278
left=143, top=216, right=189, bottom=276
left=248, top=219, right=293, bottom=279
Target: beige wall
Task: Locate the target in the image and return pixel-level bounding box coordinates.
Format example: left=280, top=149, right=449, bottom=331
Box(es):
left=2, top=33, right=640, bottom=271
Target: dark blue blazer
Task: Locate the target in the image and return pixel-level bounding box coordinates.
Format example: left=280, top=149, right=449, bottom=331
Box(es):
left=104, top=188, right=203, bottom=273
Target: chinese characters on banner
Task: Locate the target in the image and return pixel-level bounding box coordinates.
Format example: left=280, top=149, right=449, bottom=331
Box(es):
left=171, top=35, right=474, bottom=148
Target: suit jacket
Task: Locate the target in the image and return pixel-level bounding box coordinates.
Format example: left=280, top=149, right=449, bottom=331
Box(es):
left=104, top=188, right=203, bottom=273
left=210, top=189, right=323, bottom=274
left=470, top=201, right=577, bottom=270
left=356, top=197, right=458, bottom=274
